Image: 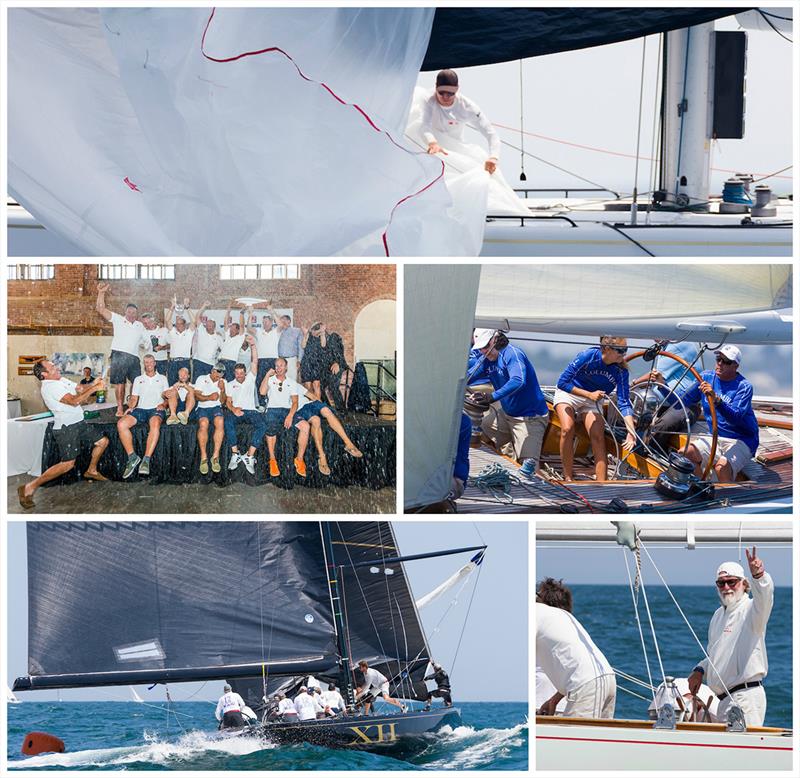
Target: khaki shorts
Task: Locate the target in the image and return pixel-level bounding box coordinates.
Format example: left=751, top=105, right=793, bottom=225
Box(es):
left=691, top=435, right=752, bottom=479
left=553, top=388, right=603, bottom=418
left=481, top=404, right=548, bottom=463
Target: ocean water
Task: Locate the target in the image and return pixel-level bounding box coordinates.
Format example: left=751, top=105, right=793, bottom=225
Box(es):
left=568, top=585, right=793, bottom=728
left=7, top=701, right=527, bottom=771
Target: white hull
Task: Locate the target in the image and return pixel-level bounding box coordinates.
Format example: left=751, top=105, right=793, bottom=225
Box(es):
left=537, top=721, right=793, bottom=771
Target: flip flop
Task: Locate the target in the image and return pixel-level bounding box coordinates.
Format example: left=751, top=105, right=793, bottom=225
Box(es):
left=345, top=446, right=363, bottom=458
left=18, top=485, right=35, bottom=510
left=84, top=471, right=108, bottom=482
left=319, top=461, right=331, bottom=476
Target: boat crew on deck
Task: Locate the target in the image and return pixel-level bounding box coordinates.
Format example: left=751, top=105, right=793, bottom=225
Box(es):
left=687, top=548, right=773, bottom=728
left=294, top=685, right=325, bottom=721
left=555, top=336, right=637, bottom=481
left=467, top=328, right=549, bottom=479
left=356, top=660, right=407, bottom=714
left=216, top=684, right=248, bottom=729
left=423, top=663, right=453, bottom=710
left=536, top=578, right=616, bottom=719
left=276, top=692, right=297, bottom=719
left=322, top=683, right=346, bottom=715
left=422, top=69, right=499, bottom=175
left=663, top=344, right=759, bottom=482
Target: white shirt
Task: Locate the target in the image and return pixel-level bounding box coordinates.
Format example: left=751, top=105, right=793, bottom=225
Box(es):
left=225, top=372, right=258, bottom=411
left=321, top=689, right=346, bottom=710
left=215, top=691, right=246, bottom=720
left=131, top=372, right=169, bottom=410
left=168, top=326, right=194, bottom=359
left=361, top=667, right=389, bottom=693
left=535, top=603, right=612, bottom=695
left=110, top=312, right=147, bottom=356
left=141, top=325, right=169, bottom=362
left=194, top=374, right=222, bottom=409
left=256, top=326, right=280, bottom=358
left=41, top=378, right=84, bottom=429
left=697, top=574, right=773, bottom=694
left=265, top=374, right=302, bottom=409
left=535, top=666, right=566, bottom=712
left=219, top=332, right=246, bottom=361
left=421, top=91, right=500, bottom=159
left=195, top=327, right=224, bottom=365
left=294, top=691, right=322, bottom=721
left=277, top=698, right=297, bottom=715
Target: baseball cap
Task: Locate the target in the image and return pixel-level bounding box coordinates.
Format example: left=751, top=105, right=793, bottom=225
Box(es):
left=716, top=561, right=745, bottom=579
left=213, top=362, right=227, bottom=374
left=715, top=345, right=742, bottom=365
left=473, top=328, right=497, bottom=349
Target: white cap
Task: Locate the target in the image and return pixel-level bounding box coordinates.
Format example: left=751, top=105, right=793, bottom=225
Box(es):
left=715, top=345, right=742, bottom=365
left=716, top=561, right=745, bottom=579
left=472, top=328, right=496, bottom=349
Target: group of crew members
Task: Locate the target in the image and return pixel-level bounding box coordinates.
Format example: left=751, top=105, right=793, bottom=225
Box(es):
left=536, top=546, right=774, bottom=727
left=17, top=286, right=362, bottom=509
left=456, top=328, right=759, bottom=497
left=215, top=659, right=453, bottom=729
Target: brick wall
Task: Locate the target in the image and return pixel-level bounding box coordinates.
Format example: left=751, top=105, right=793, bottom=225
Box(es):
left=7, top=263, right=396, bottom=365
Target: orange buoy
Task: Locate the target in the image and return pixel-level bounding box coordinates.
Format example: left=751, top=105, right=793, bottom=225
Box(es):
left=21, top=731, right=65, bottom=756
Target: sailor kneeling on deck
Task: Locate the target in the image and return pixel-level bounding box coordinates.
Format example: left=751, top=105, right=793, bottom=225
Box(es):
left=466, top=329, right=549, bottom=478
left=662, top=345, right=759, bottom=482
left=687, top=547, right=773, bottom=727
left=216, top=684, right=248, bottom=729
left=536, top=578, right=616, bottom=718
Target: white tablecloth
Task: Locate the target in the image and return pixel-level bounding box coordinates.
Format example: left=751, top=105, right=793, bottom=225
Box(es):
left=7, top=398, right=22, bottom=419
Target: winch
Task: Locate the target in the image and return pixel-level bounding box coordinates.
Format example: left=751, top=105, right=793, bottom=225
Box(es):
left=655, top=451, right=714, bottom=500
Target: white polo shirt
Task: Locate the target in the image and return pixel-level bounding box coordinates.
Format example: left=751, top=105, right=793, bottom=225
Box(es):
left=141, top=326, right=169, bottom=362
left=225, top=372, right=258, bottom=411
left=265, top=375, right=302, bottom=409
left=169, top=326, right=194, bottom=359
left=40, top=378, right=84, bottom=429
left=219, top=332, right=246, bottom=361
left=195, top=327, right=224, bottom=365
left=131, top=372, right=169, bottom=410
left=194, top=374, right=222, bottom=409
left=110, top=312, right=146, bottom=356
left=256, top=326, right=280, bottom=358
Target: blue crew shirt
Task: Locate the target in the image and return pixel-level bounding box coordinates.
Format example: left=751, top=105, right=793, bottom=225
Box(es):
left=557, top=347, right=633, bottom=416
left=454, top=413, right=471, bottom=482
left=468, top=344, right=548, bottom=418
left=674, top=369, right=759, bottom=455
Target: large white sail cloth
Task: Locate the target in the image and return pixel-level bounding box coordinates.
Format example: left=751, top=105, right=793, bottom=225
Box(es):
left=404, top=265, right=481, bottom=509
left=8, top=8, right=482, bottom=256
left=415, top=559, right=480, bottom=611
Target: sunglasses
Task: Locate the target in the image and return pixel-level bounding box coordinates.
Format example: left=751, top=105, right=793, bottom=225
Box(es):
left=607, top=346, right=628, bottom=355
left=437, top=89, right=458, bottom=97
left=716, top=578, right=742, bottom=589
left=277, top=381, right=284, bottom=392
left=716, top=355, right=735, bottom=366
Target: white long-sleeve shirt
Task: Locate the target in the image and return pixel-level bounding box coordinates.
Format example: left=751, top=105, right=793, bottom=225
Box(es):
left=277, top=697, right=297, bottom=716
left=696, top=573, right=773, bottom=694
left=294, top=691, right=323, bottom=721
left=535, top=603, right=612, bottom=696
left=322, top=689, right=346, bottom=710
left=421, top=91, right=500, bottom=159
left=215, top=691, right=246, bottom=720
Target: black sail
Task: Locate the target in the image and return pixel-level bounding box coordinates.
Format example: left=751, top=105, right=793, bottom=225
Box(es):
left=332, top=522, right=431, bottom=701
left=16, top=522, right=338, bottom=690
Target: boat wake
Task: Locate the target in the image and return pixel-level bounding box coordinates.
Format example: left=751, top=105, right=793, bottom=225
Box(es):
left=414, top=720, right=528, bottom=769
left=8, top=729, right=271, bottom=770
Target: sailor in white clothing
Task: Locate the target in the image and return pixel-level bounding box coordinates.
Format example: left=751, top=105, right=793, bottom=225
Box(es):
left=276, top=692, right=297, bottom=718
left=321, top=683, right=346, bottom=715
left=687, top=548, right=773, bottom=727
left=536, top=578, right=616, bottom=718
left=294, top=686, right=324, bottom=721
left=422, top=69, right=499, bottom=175
left=215, top=684, right=247, bottom=729
left=356, top=660, right=406, bottom=715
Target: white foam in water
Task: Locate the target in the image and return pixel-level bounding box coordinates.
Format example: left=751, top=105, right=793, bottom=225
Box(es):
left=425, top=721, right=528, bottom=770
left=9, top=729, right=271, bottom=769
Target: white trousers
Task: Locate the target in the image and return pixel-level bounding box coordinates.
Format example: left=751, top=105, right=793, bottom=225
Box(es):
left=715, top=685, right=766, bottom=728
left=564, top=674, right=617, bottom=719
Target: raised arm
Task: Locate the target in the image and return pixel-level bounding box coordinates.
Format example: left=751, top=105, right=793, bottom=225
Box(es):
left=95, top=282, right=113, bottom=322
left=224, top=300, right=234, bottom=329
left=246, top=334, right=258, bottom=373
left=166, top=294, right=177, bottom=328
left=194, top=300, right=209, bottom=329
left=59, top=378, right=105, bottom=407
left=259, top=367, right=276, bottom=396
left=183, top=297, right=196, bottom=330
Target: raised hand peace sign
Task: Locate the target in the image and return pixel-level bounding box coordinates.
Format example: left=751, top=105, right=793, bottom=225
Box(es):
left=745, top=546, right=764, bottom=579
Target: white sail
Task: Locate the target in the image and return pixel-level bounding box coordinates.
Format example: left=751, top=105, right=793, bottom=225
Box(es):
left=6, top=686, right=21, bottom=704
left=404, top=265, right=481, bottom=509
left=415, top=558, right=480, bottom=610
left=129, top=686, right=144, bottom=703
left=476, top=265, right=793, bottom=343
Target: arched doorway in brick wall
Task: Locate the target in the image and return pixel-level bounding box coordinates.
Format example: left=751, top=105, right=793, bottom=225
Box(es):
left=354, top=299, right=396, bottom=362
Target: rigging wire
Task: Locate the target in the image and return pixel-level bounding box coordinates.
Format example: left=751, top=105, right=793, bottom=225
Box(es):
left=519, top=59, right=527, bottom=181
left=622, top=547, right=656, bottom=705
left=449, top=559, right=484, bottom=681
left=635, top=556, right=668, bottom=691
left=757, top=9, right=793, bottom=43
left=377, top=522, right=407, bottom=701
left=646, top=33, right=664, bottom=224
left=630, top=35, right=648, bottom=222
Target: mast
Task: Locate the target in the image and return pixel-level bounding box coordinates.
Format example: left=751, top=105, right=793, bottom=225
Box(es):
left=320, top=522, right=356, bottom=707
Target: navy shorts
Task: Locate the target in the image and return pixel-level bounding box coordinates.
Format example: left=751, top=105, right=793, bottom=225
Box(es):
left=155, top=361, right=169, bottom=376
left=192, top=360, right=213, bottom=381
left=296, top=400, right=329, bottom=422
left=196, top=406, right=223, bottom=422
left=130, top=408, right=165, bottom=425
left=265, top=407, right=290, bottom=436
left=109, top=350, right=140, bottom=385
left=52, top=420, right=106, bottom=462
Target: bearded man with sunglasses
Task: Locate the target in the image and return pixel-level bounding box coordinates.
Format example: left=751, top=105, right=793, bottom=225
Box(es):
left=422, top=69, right=500, bottom=175
left=667, top=344, right=758, bottom=482
left=555, top=336, right=637, bottom=481
left=687, top=547, right=773, bottom=727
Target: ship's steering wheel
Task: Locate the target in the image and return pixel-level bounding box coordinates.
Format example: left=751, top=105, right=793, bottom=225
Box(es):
left=624, top=348, right=718, bottom=480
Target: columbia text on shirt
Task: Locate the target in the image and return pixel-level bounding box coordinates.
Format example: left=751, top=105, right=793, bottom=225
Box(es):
left=557, top=347, right=633, bottom=416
